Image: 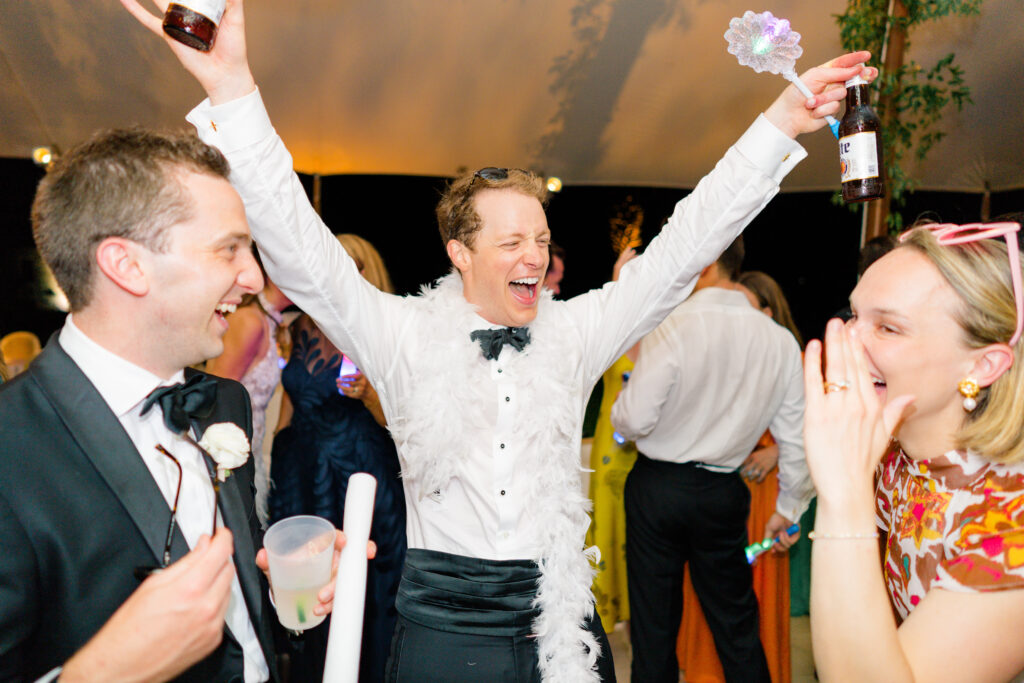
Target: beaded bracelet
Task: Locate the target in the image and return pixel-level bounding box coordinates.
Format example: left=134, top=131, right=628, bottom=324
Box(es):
left=808, top=530, right=879, bottom=540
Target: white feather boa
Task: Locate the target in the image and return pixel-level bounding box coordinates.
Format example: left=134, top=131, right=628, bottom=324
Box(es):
left=388, top=273, right=602, bottom=682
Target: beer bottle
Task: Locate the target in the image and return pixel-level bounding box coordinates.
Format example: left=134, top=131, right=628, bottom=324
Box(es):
left=162, top=1, right=226, bottom=52
left=838, top=66, right=885, bottom=203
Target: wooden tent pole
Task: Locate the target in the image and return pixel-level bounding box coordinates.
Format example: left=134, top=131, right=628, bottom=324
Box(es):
left=864, top=0, right=908, bottom=241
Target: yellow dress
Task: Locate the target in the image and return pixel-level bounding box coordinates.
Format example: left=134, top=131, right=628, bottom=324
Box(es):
left=586, top=355, right=638, bottom=633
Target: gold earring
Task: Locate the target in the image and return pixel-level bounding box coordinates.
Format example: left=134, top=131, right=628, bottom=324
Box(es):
left=958, top=378, right=980, bottom=412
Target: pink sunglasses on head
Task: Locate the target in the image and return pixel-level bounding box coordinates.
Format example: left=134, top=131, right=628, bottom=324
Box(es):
left=900, top=222, right=1023, bottom=346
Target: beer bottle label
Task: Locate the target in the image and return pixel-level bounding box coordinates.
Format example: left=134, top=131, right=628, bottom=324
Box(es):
left=176, top=0, right=225, bottom=24
left=839, top=132, right=880, bottom=182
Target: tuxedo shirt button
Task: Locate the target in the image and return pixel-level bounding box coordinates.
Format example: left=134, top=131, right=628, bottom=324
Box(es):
left=505, top=396, right=510, bottom=402
left=500, top=490, right=506, bottom=496
left=500, top=443, right=505, bottom=449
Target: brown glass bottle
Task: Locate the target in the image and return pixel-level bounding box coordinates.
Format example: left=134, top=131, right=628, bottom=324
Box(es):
left=162, top=1, right=226, bottom=52
left=838, top=70, right=885, bottom=203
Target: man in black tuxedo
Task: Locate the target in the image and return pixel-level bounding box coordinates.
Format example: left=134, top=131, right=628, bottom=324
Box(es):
left=0, top=128, right=297, bottom=681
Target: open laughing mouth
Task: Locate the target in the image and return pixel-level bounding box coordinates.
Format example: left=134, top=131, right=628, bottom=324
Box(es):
left=214, top=302, right=237, bottom=325
left=510, top=277, right=539, bottom=305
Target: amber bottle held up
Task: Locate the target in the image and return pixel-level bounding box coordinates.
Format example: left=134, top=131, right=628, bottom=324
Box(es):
left=162, top=1, right=226, bottom=52
left=838, top=67, right=885, bottom=203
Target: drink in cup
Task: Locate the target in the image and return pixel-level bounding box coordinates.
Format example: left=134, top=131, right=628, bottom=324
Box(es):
left=264, top=515, right=335, bottom=631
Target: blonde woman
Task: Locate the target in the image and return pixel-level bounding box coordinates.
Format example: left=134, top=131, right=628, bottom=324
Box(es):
left=805, top=222, right=1024, bottom=682
left=270, top=233, right=405, bottom=682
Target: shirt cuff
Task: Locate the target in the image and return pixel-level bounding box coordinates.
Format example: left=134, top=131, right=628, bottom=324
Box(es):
left=733, top=114, right=807, bottom=185
left=775, top=492, right=809, bottom=523
left=35, top=667, right=62, bottom=683
left=186, top=87, right=275, bottom=154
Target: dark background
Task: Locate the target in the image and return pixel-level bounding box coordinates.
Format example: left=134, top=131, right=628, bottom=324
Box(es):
left=2, top=155, right=1021, bottom=348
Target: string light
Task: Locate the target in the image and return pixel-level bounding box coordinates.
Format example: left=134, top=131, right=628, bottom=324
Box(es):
left=32, top=146, right=56, bottom=168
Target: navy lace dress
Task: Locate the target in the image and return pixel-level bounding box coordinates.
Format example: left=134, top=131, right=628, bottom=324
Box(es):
left=270, top=315, right=406, bottom=682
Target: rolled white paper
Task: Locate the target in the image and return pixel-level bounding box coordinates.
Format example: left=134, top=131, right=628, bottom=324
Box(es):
left=322, top=473, right=377, bottom=683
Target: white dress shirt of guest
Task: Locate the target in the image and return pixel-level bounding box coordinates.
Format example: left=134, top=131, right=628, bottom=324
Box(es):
left=611, top=263, right=813, bottom=523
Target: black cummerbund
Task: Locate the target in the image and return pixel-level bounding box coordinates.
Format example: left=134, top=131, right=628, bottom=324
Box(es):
left=396, top=548, right=541, bottom=637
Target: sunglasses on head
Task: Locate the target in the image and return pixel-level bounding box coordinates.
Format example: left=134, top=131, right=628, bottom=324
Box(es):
left=468, top=167, right=533, bottom=188
left=901, top=222, right=1023, bottom=346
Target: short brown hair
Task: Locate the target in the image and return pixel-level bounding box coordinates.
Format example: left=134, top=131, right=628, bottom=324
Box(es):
left=31, top=127, right=231, bottom=311
left=435, top=168, right=548, bottom=249
left=717, top=235, right=745, bottom=281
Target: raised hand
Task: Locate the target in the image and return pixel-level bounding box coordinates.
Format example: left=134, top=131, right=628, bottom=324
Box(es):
left=119, top=0, right=256, bottom=104
left=803, top=319, right=914, bottom=511
left=612, top=247, right=639, bottom=282
left=764, top=51, right=877, bottom=139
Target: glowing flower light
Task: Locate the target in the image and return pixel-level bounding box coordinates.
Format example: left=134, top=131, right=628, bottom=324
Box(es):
left=723, top=10, right=841, bottom=138
left=724, top=10, right=803, bottom=75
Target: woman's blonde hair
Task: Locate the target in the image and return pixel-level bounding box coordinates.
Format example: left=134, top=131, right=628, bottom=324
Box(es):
left=336, top=234, right=394, bottom=294
left=899, top=227, right=1024, bottom=464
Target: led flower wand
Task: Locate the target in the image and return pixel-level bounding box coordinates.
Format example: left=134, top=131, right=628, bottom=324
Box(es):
left=725, top=10, right=840, bottom=138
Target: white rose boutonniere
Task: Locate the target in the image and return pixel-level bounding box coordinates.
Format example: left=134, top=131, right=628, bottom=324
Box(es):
left=199, top=422, right=251, bottom=482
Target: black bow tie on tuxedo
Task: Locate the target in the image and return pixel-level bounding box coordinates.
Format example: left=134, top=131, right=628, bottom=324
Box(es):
left=470, top=326, right=531, bottom=361
left=140, top=374, right=218, bottom=435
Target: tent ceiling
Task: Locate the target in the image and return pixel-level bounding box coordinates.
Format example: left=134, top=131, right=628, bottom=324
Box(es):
left=1, top=0, right=1020, bottom=192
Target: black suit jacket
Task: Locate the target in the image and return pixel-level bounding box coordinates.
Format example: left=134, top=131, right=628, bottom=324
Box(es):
left=0, top=337, right=277, bottom=682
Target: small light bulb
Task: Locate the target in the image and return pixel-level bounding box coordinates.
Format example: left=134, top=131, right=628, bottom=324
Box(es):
left=546, top=177, right=563, bottom=193
left=32, top=147, right=53, bottom=167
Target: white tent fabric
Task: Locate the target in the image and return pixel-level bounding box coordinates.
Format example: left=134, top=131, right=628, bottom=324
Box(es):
left=1, top=0, right=1020, bottom=192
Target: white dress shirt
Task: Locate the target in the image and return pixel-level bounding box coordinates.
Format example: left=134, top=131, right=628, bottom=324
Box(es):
left=58, top=317, right=269, bottom=683
left=611, top=287, right=813, bottom=520
left=187, top=89, right=806, bottom=561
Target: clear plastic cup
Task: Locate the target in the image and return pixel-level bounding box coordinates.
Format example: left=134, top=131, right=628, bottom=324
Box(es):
left=264, top=515, right=335, bottom=631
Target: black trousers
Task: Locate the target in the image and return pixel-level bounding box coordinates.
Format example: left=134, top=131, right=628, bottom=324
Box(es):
left=625, top=454, right=770, bottom=683
left=385, top=549, right=615, bottom=682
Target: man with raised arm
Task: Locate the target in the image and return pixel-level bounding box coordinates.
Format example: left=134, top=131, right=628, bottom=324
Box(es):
left=123, top=2, right=870, bottom=679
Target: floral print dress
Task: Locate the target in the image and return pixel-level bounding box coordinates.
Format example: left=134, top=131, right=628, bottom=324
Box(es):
left=876, top=448, right=1024, bottom=621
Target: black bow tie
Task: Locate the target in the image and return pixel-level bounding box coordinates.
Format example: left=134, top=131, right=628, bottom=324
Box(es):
left=470, top=326, right=531, bottom=361
left=140, top=374, right=217, bottom=435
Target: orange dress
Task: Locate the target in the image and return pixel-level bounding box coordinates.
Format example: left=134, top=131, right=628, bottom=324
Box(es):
left=676, top=432, right=791, bottom=683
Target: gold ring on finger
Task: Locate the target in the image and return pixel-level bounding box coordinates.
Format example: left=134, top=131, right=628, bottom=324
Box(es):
left=823, top=380, right=851, bottom=393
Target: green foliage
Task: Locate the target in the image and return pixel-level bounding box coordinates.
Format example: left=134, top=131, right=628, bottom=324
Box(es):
left=833, top=0, right=981, bottom=231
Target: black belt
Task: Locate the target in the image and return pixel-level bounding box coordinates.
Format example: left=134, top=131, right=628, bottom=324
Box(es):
left=396, top=548, right=541, bottom=637
left=636, top=451, right=739, bottom=474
